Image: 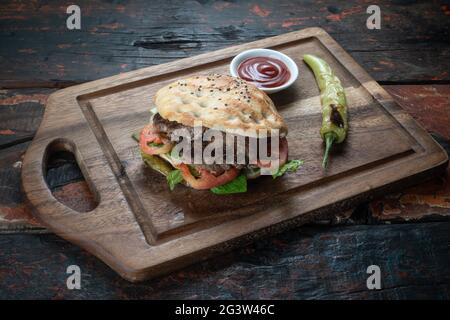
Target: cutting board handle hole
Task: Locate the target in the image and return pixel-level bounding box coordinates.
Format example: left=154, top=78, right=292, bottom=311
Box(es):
left=44, top=139, right=99, bottom=213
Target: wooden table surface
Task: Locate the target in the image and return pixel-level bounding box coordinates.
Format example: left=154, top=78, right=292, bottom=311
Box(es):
left=0, top=0, right=449, bottom=299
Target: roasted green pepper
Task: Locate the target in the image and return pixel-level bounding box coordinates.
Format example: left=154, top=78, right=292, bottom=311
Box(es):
left=141, top=152, right=173, bottom=177
left=303, top=54, right=348, bottom=168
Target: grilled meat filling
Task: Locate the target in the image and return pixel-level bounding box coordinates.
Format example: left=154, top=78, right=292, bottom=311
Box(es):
left=152, top=113, right=269, bottom=175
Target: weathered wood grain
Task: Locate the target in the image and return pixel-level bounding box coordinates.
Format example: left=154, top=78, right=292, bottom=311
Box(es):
left=0, top=142, right=42, bottom=231
left=2, top=84, right=449, bottom=230
left=19, top=29, right=448, bottom=281
left=0, top=89, right=50, bottom=149
left=0, top=0, right=449, bottom=298
left=0, top=88, right=90, bottom=231
left=371, top=133, right=450, bottom=222
left=0, top=222, right=448, bottom=299
left=0, top=0, right=449, bottom=87
left=370, top=86, right=450, bottom=222
left=385, top=86, right=450, bottom=141
left=0, top=141, right=93, bottom=232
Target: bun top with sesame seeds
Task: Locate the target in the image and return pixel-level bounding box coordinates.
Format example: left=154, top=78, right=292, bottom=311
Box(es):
left=154, top=74, right=287, bottom=137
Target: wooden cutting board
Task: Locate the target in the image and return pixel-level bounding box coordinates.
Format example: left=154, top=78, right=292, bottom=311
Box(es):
left=22, top=28, right=448, bottom=282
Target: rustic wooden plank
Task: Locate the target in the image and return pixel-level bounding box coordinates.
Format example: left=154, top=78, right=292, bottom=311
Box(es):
left=0, top=88, right=51, bottom=149
left=1, top=83, right=449, bottom=230
left=18, top=28, right=448, bottom=281
left=0, top=141, right=93, bottom=231
left=0, top=142, right=43, bottom=231
left=0, top=88, right=81, bottom=231
left=0, top=221, right=448, bottom=299
left=370, top=86, right=450, bottom=222
left=371, top=133, right=450, bottom=222
left=2, top=83, right=449, bottom=228
left=0, top=0, right=449, bottom=87
left=0, top=89, right=52, bottom=229
left=385, top=85, right=450, bottom=140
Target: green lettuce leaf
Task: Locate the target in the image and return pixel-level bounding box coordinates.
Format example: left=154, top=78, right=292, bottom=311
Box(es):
left=210, top=174, right=247, bottom=195
left=167, top=169, right=184, bottom=191
left=148, top=142, right=163, bottom=147
left=272, top=160, right=304, bottom=179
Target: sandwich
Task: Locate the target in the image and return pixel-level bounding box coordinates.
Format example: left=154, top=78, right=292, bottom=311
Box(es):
left=136, top=74, right=303, bottom=194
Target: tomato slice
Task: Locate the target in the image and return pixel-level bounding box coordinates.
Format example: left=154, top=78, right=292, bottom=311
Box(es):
left=140, top=124, right=173, bottom=155
left=257, top=137, right=288, bottom=168
left=178, top=163, right=239, bottom=190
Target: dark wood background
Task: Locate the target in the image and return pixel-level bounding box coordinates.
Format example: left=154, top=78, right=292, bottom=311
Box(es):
left=0, top=0, right=449, bottom=299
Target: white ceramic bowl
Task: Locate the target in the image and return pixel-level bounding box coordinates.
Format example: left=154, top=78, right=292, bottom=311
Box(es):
left=229, top=48, right=299, bottom=94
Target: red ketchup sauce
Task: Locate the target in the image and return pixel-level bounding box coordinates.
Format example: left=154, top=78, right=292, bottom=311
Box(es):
left=237, top=56, right=291, bottom=88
